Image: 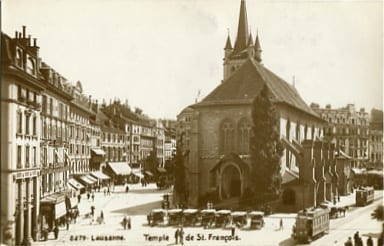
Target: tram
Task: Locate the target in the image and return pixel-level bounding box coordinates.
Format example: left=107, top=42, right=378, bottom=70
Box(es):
left=291, top=207, right=330, bottom=243
left=356, top=186, right=374, bottom=206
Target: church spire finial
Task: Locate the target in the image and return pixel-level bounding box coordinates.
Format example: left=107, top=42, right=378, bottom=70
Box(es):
left=233, top=0, right=249, bottom=52
left=254, top=31, right=262, bottom=62
left=224, top=29, right=232, bottom=50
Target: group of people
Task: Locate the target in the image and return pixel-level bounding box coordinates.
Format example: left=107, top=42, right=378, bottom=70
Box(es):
left=344, top=231, right=374, bottom=246
left=121, top=215, right=132, bottom=230
left=174, top=227, right=184, bottom=245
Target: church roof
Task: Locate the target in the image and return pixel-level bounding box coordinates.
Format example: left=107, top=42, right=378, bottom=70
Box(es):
left=195, top=58, right=320, bottom=119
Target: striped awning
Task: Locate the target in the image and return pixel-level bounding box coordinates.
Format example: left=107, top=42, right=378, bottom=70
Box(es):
left=108, top=162, right=131, bottom=176
left=86, top=175, right=98, bottom=183
left=68, top=178, right=84, bottom=190
left=90, top=171, right=110, bottom=180
left=91, top=148, right=106, bottom=156
left=79, top=175, right=96, bottom=185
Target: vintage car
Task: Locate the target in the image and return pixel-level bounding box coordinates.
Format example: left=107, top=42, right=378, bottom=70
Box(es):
left=183, top=209, right=200, bottom=226
left=147, top=208, right=165, bottom=226
left=200, top=209, right=216, bottom=228
left=249, top=211, right=264, bottom=229
left=214, top=210, right=231, bottom=228
left=231, top=211, right=247, bottom=228
left=167, top=208, right=183, bottom=226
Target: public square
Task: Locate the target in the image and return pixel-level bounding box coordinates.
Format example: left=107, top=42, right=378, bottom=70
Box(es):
left=31, top=184, right=383, bottom=246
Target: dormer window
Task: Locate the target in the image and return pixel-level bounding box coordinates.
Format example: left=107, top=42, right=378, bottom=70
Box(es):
left=16, top=49, right=23, bottom=68
left=26, top=57, right=35, bottom=75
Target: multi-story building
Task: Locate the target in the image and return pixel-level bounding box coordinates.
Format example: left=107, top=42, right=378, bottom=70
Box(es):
left=311, top=103, right=369, bottom=168
left=177, top=0, right=325, bottom=208
left=369, top=108, right=383, bottom=169
left=155, top=120, right=165, bottom=166
left=1, top=27, right=43, bottom=245
left=39, top=63, right=73, bottom=233
left=67, top=82, right=95, bottom=176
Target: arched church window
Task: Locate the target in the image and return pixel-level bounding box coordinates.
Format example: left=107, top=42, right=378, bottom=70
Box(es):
left=220, top=119, right=235, bottom=154
left=238, top=118, right=251, bottom=154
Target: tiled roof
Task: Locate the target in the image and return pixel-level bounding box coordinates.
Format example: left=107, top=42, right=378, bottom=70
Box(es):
left=196, top=59, right=320, bottom=119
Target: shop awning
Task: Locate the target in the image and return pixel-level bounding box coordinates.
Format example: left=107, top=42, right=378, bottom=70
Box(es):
left=68, top=178, right=84, bottom=190
left=90, top=171, right=110, bottom=180
left=79, top=175, right=96, bottom=185
left=86, top=175, right=98, bottom=183
left=108, top=162, right=131, bottom=176
left=91, top=148, right=106, bottom=156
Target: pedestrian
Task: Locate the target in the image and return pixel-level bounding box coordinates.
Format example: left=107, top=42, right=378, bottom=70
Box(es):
left=107, top=186, right=110, bottom=196
left=354, top=231, right=359, bottom=245
left=104, top=188, right=106, bottom=196
left=366, top=236, right=373, bottom=246
left=122, top=216, right=127, bottom=230
left=91, top=205, right=95, bottom=217
left=179, top=227, right=184, bottom=245
left=338, top=194, right=340, bottom=203
left=66, top=216, right=70, bottom=230
left=333, top=196, right=337, bottom=205
left=344, top=237, right=353, bottom=246
left=174, top=228, right=180, bottom=245
left=231, top=222, right=236, bottom=236
left=77, top=194, right=81, bottom=203
left=87, top=192, right=90, bottom=200
left=91, top=192, right=95, bottom=202
left=279, top=218, right=283, bottom=230
left=127, top=216, right=131, bottom=230
left=356, top=236, right=363, bottom=246
left=53, top=226, right=59, bottom=239
left=125, top=184, right=129, bottom=193
left=100, top=210, right=104, bottom=220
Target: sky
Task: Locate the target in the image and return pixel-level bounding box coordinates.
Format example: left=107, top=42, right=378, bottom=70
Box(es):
left=2, top=0, right=383, bottom=119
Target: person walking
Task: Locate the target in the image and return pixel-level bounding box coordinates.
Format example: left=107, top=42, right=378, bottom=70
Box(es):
left=366, top=236, right=373, bottom=246
left=100, top=210, right=104, bottom=223
left=179, top=227, right=184, bottom=245
left=174, top=228, right=180, bottom=245
left=127, top=216, right=131, bottom=230
left=66, top=216, right=70, bottom=230
left=344, top=237, right=353, bottom=246
left=104, top=188, right=106, bottom=196
left=279, top=218, right=283, bottom=230
left=122, top=216, right=127, bottom=230
left=354, top=231, right=360, bottom=245
left=87, top=192, right=90, bottom=200
left=91, top=192, right=95, bottom=202
left=107, top=186, right=110, bottom=196
left=231, top=222, right=236, bottom=237
left=77, top=194, right=81, bottom=203
left=53, top=226, right=59, bottom=239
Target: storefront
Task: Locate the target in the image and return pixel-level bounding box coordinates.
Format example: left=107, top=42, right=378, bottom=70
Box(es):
left=74, top=175, right=97, bottom=192
left=90, top=171, right=110, bottom=187
left=104, top=162, right=132, bottom=185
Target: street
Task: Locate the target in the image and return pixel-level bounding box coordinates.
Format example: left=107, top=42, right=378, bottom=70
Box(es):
left=32, top=187, right=383, bottom=246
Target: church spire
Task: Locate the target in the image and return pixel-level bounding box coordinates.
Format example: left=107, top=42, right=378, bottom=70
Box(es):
left=247, top=31, right=254, bottom=47
left=224, top=33, right=232, bottom=50
left=254, top=32, right=262, bottom=62
left=233, top=0, right=249, bottom=52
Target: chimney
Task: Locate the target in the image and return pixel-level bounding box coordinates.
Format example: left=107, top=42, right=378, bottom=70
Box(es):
left=33, top=38, right=37, bottom=47
left=15, top=31, right=18, bottom=39
left=28, top=35, right=31, bottom=46
left=22, top=26, right=26, bottom=38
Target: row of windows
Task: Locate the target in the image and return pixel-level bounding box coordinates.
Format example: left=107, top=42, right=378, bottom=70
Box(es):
left=17, top=145, right=37, bottom=168
left=68, top=144, right=90, bottom=156
left=16, top=111, right=37, bottom=136
left=101, top=132, right=126, bottom=142
left=15, top=48, right=37, bottom=76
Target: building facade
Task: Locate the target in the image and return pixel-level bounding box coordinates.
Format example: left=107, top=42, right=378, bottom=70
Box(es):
left=368, top=108, right=383, bottom=169
left=1, top=28, right=42, bottom=245
left=311, top=103, right=369, bottom=168
left=177, top=0, right=325, bottom=208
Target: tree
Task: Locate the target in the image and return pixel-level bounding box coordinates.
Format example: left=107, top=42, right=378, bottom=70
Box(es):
left=371, top=205, right=384, bottom=221
left=250, top=85, right=284, bottom=197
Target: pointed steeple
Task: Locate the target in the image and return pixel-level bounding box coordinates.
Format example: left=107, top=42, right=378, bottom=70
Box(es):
left=247, top=32, right=254, bottom=47
left=224, top=34, right=233, bottom=50
left=233, top=0, right=249, bottom=52
left=254, top=32, right=262, bottom=62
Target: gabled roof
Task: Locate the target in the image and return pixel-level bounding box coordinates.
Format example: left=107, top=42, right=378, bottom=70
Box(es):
left=195, top=58, right=320, bottom=119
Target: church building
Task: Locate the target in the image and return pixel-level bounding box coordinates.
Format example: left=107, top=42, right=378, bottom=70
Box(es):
left=177, top=0, right=326, bottom=208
